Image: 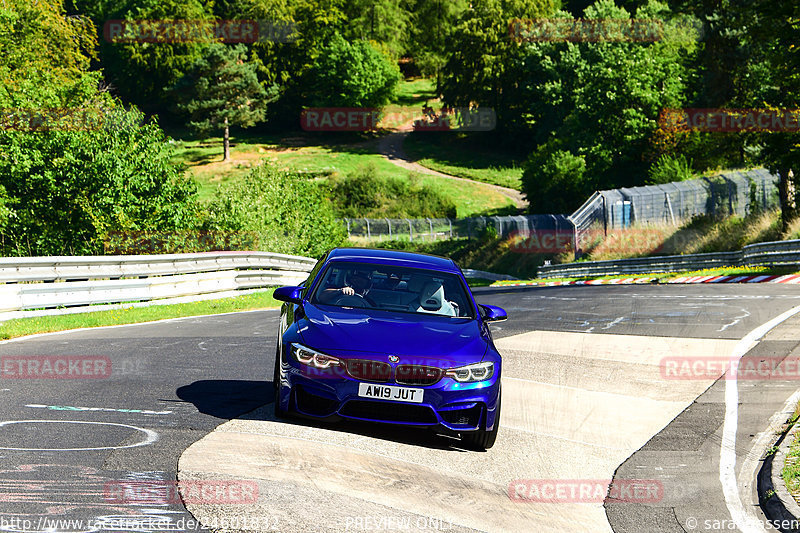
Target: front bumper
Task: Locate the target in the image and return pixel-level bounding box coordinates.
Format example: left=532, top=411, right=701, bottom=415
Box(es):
left=278, top=362, right=501, bottom=433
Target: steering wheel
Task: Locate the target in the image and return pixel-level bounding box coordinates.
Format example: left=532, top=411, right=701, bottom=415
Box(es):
left=334, top=293, right=374, bottom=307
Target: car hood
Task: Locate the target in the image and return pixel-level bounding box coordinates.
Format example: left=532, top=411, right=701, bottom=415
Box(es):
left=298, top=304, right=488, bottom=365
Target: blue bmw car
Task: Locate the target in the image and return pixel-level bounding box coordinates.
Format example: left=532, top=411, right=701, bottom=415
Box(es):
left=272, top=248, right=506, bottom=450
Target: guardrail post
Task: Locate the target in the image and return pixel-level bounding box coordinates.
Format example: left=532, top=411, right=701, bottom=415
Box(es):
left=448, top=218, right=453, bottom=238
left=385, top=218, right=391, bottom=239
left=406, top=219, right=413, bottom=241
left=344, top=218, right=351, bottom=238
left=364, top=218, right=371, bottom=239
left=426, top=218, right=433, bottom=240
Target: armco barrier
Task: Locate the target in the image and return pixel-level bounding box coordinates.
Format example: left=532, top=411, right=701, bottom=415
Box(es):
left=538, top=239, right=800, bottom=278
left=0, top=252, right=316, bottom=315
left=0, top=252, right=513, bottom=319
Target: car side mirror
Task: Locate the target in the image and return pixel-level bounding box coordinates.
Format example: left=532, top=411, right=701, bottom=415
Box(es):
left=479, top=304, right=507, bottom=322
left=273, top=286, right=304, bottom=305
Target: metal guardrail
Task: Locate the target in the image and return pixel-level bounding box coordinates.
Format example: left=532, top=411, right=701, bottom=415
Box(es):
left=0, top=252, right=316, bottom=315
left=537, top=239, right=800, bottom=278
left=461, top=269, right=517, bottom=281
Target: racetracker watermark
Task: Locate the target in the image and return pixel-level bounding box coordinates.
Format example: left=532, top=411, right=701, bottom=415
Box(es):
left=103, top=230, right=259, bottom=255
left=0, top=107, right=132, bottom=132
left=660, top=108, right=800, bottom=133
left=509, top=479, right=663, bottom=503
left=103, top=480, right=258, bottom=505
left=661, top=356, right=800, bottom=380
left=1, top=356, right=111, bottom=379
left=509, top=228, right=671, bottom=255
left=103, top=19, right=296, bottom=43
left=300, top=107, right=496, bottom=132
left=509, top=17, right=664, bottom=42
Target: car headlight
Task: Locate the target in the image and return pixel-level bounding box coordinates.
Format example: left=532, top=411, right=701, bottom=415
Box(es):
left=445, top=362, right=494, bottom=382
left=291, top=343, right=341, bottom=369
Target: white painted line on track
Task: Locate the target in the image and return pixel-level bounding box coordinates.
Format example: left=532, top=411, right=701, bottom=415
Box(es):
left=721, top=304, right=800, bottom=533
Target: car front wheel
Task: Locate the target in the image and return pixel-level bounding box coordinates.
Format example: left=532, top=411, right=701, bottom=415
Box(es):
left=273, top=347, right=289, bottom=419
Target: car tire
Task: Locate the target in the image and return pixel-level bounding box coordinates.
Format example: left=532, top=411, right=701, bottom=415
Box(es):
left=273, top=347, right=289, bottom=419
left=461, top=387, right=501, bottom=451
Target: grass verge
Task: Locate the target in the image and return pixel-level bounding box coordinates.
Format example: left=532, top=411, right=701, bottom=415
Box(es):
left=0, top=289, right=280, bottom=341
left=489, top=266, right=800, bottom=286
left=782, top=402, right=800, bottom=502
left=403, top=133, right=524, bottom=190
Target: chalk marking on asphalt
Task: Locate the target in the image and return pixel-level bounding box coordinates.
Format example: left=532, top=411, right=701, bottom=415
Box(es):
left=25, top=404, right=172, bottom=415
left=718, top=307, right=751, bottom=332
left=721, top=304, right=800, bottom=533
left=602, top=317, right=625, bottom=330
left=0, top=420, right=159, bottom=451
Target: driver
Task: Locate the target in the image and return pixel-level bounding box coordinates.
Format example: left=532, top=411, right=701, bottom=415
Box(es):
left=318, top=269, right=375, bottom=304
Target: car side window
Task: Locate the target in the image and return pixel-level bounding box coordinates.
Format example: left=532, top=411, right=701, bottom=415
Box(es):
left=300, top=252, right=328, bottom=297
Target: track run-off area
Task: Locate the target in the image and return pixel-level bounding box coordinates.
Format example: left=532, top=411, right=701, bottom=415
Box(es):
left=1, top=284, right=800, bottom=532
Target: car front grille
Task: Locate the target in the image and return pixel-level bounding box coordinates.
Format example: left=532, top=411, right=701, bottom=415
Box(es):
left=343, top=359, right=392, bottom=382
left=395, top=365, right=443, bottom=386
left=339, top=400, right=438, bottom=424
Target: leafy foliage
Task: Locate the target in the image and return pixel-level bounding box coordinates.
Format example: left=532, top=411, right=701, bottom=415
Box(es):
left=329, top=164, right=457, bottom=218
left=98, top=0, right=214, bottom=113
left=205, top=164, right=347, bottom=257
left=519, top=0, right=697, bottom=211
left=646, top=154, right=694, bottom=185
left=305, top=33, right=402, bottom=108
left=0, top=108, right=200, bottom=256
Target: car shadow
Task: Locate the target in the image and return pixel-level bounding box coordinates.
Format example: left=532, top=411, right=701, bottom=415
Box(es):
left=177, top=379, right=477, bottom=452
left=176, top=380, right=272, bottom=419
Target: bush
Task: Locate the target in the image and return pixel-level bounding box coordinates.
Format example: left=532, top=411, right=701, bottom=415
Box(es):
left=0, top=107, right=200, bottom=256
left=521, top=147, right=590, bottom=214
left=329, top=164, right=457, bottom=219
left=206, top=164, right=347, bottom=258
left=646, top=154, right=694, bottom=185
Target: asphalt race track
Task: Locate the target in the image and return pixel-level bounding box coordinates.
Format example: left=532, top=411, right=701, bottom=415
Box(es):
left=1, top=284, right=800, bottom=532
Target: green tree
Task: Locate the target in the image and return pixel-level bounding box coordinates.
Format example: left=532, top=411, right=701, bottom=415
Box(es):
left=176, top=43, right=275, bottom=161
left=745, top=0, right=800, bottom=231
left=98, top=0, right=214, bottom=114
left=305, top=33, right=401, bottom=107
left=0, top=108, right=200, bottom=256
left=0, top=0, right=98, bottom=108
left=519, top=0, right=696, bottom=211
left=407, top=0, right=469, bottom=85
left=342, top=0, right=410, bottom=59
left=440, top=0, right=560, bottom=142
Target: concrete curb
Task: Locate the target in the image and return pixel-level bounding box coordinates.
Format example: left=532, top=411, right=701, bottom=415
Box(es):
left=761, top=416, right=800, bottom=532
left=492, top=273, right=800, bottom=288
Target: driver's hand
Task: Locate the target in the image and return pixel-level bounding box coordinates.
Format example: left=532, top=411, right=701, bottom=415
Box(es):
left=341, top=287, right=355, bottom=296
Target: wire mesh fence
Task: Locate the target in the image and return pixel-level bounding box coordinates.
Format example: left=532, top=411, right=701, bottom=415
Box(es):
left=344, top=169, right=780, bottom=261
left=572, top=168, right=778, bottom=231
left=343, top=215, right=573, bottom=242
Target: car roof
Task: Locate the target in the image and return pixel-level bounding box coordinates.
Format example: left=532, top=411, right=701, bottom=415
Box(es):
left=326, top=247, right=459, bottom=273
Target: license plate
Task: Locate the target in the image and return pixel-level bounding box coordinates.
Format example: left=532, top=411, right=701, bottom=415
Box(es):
left=358, top=383, right=424, bottom=403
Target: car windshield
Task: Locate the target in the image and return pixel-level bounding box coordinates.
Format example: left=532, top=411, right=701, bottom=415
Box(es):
left=310, top=261, right=475, bottom=318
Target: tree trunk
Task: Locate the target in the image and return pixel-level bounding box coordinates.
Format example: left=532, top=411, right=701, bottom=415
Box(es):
left=779, top=167, right=796, bottom=233
left=223, top=117, right=230, bottom=162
